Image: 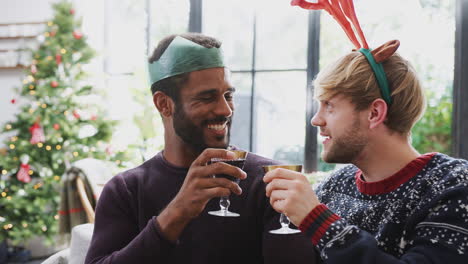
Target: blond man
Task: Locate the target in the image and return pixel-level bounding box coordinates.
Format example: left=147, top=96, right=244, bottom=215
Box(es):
left=264, top=40, right=468, bottom=263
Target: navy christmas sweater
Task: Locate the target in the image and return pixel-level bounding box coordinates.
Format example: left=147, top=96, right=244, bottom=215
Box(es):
left=299, top=153, right=468, bottom=263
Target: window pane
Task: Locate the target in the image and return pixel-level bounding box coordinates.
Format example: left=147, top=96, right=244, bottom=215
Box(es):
left=149, top=0, right=189, bottom=51
left=256, top=0, right=308, bottom=70
left=106, top=0, right=146, bottom=74
left=254, top=71, right=306, bottom=164
left=203, top=0, right=254, bottom=71
left=106, top=75, right=145, bottom=151
left=320, top=0, right=455, bottom=155
left=230, top=73, right=252, bottom=151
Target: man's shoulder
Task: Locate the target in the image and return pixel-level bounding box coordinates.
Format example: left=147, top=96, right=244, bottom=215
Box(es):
left=106, top=153, right=163, bottom=189
left=423, top=153, right=468, bottom=187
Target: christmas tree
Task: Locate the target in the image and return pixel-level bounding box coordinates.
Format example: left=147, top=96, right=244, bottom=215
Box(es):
left=0, top=1, right=127, bottom=246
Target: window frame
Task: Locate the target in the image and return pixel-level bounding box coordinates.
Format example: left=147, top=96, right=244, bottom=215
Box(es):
left=140, top=0, right=468, bottom=171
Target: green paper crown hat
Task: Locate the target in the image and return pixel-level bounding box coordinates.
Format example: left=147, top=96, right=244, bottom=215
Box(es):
left=148, top=36, right=225, bottom=86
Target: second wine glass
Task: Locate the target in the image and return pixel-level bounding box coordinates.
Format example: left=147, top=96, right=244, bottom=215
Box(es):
left=263, top=164, right=302, bottom=234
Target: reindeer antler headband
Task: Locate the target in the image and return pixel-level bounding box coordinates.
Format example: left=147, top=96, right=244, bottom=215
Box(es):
left=291, top=0, right=399, bottom=105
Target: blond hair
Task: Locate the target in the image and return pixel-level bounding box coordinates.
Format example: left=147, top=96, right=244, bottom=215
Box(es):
left=313, top=51, right=426, bottom=136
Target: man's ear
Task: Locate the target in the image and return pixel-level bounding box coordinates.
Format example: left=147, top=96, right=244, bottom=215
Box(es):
left=153, top=91, right=174, bottom=117
left=368, top=98, right=388, bottom=129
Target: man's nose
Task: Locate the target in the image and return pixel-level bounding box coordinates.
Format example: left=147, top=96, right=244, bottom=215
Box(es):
left=214, top=97, right=233, bottom=117
left=311, top=112, right=325, bottom=127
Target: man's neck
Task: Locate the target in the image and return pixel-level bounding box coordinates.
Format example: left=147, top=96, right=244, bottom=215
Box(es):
left=162, top=141, right=201, bottom=168
left=353, top=136, right=420, bottom=182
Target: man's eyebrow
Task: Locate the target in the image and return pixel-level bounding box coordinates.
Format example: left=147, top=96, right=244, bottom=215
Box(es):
left=194, top=87, right=236, bottom=97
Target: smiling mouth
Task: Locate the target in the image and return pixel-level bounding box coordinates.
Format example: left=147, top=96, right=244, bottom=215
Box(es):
left=319, top=133, right=332, bottom=144
left=207, top=122, right=227, bottom=131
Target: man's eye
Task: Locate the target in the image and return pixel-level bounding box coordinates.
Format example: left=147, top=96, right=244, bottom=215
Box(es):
left=199, top=96, right=214, bottom=101
left=225, top=94, right=233, bottom=100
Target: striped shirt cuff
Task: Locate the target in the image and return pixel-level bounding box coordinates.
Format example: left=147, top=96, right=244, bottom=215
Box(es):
left=299, top=203, right=341, bottom=245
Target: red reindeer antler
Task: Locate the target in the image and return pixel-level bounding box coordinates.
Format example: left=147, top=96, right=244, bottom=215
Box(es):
left=338, top=0, right=368, bottom=49
left=291, top=0, right=367, bottom=49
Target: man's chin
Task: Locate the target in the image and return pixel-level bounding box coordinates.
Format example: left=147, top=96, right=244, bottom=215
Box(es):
left=204, top=137, right=229, bottom=149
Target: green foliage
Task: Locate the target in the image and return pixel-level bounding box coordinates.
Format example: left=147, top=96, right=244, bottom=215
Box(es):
left=0, top=1, right=128, bottom=245
left=412, top=89, right=452, bottom=155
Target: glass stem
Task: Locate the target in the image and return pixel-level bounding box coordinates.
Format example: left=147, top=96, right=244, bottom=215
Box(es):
left=219, top=196, right=230, bottom=212
left=280, top=213, right=290, bottom=229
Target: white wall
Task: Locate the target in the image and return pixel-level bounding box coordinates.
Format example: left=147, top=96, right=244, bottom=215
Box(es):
left=0, top=0, right=58, bottom=146
left=0, top=0, right=104, bottom=147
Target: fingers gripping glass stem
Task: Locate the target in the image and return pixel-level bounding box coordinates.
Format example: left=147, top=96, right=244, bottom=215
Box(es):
left=263, top=164, right=302, bottom=234
left=208, top=150, right=247, bottom=217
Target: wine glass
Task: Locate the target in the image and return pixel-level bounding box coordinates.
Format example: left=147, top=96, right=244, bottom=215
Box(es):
left=208, top=150, right=248, bottom=217
left=263, top=164, right=302, bottom=234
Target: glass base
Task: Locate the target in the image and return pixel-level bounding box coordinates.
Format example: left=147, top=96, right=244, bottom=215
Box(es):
left=208, top=209, right=240, bottom=217
left=269, top=226, right=301, bottom=234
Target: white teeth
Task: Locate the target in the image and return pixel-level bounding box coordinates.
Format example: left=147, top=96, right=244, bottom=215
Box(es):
left=207, top=123, right=226, bottom=130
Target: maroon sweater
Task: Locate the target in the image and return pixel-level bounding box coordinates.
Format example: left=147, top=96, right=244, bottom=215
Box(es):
left=85, top=151, right=318, bottom=264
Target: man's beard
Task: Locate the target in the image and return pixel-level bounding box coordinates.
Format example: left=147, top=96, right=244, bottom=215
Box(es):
left=173, top=104, right=232, bottom=153
left=322, top=116, right=367, bottom=164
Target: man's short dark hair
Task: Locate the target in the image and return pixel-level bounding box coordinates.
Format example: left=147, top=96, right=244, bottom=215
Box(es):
left=148, top=33, right=222, bottom=104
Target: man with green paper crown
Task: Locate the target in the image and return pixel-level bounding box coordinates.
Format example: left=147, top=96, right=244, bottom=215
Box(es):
left=85, top=33, right=318, bottom=263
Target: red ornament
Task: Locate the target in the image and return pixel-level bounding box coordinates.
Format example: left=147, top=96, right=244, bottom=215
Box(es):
left=70, top=9, right=75, bottom=15
left=50, top=81, right=59, bottom=88
left=73, top=110, right=81, bottom=119
left=73, top=30, right=83, bottom=40
left=50, top=31, right=56, bottom=37
left=29, top=122, right=45, bottom=144
left=30, top=64, right=37, bottom=74
left=105, top=145, right=113, bottom=155
left=53, top=123, right=60, bottom=130
left=55, top=54, right=62, bottom=65
left=17, top=163, right=31, bottom=183
left=11, top=98, right=16, bottom=104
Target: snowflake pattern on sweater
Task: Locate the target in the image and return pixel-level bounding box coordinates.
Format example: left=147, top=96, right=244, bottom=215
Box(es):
left=305, top=153, right=468, bottom=263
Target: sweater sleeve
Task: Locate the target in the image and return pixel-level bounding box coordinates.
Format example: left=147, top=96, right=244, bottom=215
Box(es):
left=85, top=174, right=176, bottom=264
left=299, top=193, right=468, bottom=264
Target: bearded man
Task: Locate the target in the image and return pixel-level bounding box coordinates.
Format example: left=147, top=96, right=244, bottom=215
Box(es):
left=85, top=33, right=318, bottom=264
